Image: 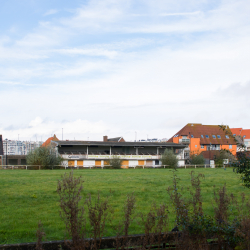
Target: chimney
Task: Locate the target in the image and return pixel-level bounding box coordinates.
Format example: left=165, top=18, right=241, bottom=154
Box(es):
left=103, top=136, right=108, bottom=142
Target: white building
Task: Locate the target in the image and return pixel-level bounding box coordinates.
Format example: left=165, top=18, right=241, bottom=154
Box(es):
left=2, top=140, right=43, bottom=155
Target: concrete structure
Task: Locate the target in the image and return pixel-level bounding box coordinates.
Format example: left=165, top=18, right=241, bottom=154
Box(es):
left=53, top=136, right=186, bottom=167
left=168, top=123, right=237, bottom=160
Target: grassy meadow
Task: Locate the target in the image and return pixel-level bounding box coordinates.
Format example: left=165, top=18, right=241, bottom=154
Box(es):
left=0, top=168, right=249, bottom=244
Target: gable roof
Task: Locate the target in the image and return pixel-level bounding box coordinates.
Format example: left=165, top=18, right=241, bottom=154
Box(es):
left=42, top=134, right=59, bottom=147
left=168, top=123, right=236, bottom=145
left=108, top=137, right=125, bottom=142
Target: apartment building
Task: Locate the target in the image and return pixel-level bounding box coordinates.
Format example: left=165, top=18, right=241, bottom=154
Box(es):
left=2, top=139, right=43, bottom=155
left=168, top=123, right=237, bottom=158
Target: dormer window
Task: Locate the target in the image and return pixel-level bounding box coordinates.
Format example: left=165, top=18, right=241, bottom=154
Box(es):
left=191, top=135, right=194, bottom=138
left=212, top=135, right=216, bottom=139
left=201, top=135, right=204, bottom=138
left=205, top=135, right=209, bottom=138
left=225, top=135, right=229, bottom=139
left=217, top=135, right=221, bottom=139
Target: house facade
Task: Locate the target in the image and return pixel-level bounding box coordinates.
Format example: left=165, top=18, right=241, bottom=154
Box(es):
left=53, top=136, right=186, bottom=167
left=168, top=123, right=237, bottom=159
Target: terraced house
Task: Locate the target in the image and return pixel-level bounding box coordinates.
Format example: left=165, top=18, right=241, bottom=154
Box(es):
left=168, top=123, right=237, bottom=159
left=53, top=136, right=186, bottom=168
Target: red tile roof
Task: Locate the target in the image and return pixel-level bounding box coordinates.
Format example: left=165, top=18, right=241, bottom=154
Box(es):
left=231, top=128, right=250, bottom=139
left=241, top=129, right=250, bottom=139
left=230, top=128, right=243, bottom=136
left=168, top=123, right=236, bottom=145
left=42, top=134, right=59, bottom=147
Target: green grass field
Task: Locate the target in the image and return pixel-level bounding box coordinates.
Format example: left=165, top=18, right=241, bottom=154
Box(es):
left=0, top=168, right=249, bottom=244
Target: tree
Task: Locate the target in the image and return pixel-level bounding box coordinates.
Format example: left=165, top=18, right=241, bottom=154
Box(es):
left=26, top=146, right=63, bottom=169
left=215, top=150, right=236, bottom=166
left=232, top=152, right=250, bottom=188
left=190, top=154, right=205, bottom=165
left=161, top=149, right=178, bottom=168
left=108, top=156, right=122, bottom=169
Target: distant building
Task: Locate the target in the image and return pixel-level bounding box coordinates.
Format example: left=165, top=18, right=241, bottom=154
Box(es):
left=168, top=123, right=237, bottom=160
left=0, top=135, right=43, bottom=165
left=53, top=135, right=186, bottom=167
left=2, top=140, right=43, bottom=155
left=230, top=128, right=250, bottom=150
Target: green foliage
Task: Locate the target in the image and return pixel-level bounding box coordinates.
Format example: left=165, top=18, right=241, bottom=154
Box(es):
left=232, top=151, right=250, bottom=188
left=26, top=146, right=63, bottom=169
left=215, top=150, right=236, bottom=166
left=190, top=154, right=205, bottom=165
left=161, top=149, right=178, bottom=168
left=108, top=156, right=122, bottom=169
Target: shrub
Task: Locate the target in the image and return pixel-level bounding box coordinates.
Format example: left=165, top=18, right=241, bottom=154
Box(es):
left=161, top=149, right=178, bottom=168
left=108, top=156, right=122, bottom=169
left=232, top=151, right=250, bottom=188
left=190, top=154, right=205, bottom=165
left=57, top=171, right=86, bottom=249
left=26, top=146, right=63, bottom=169
left=215, top=149, right=236, bottom=166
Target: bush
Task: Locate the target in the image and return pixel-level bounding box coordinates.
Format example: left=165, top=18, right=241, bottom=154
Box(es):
left=108, top=156, right=122, bottom=169
left=232, top=151, right=250, bottom=188
left=161, top=149, right=178, bottom=168
left=26, top=146, right=63, bottom=169
left=190, top=154, right=205, bottom=165
left=215, top=150, right=236, bottom=166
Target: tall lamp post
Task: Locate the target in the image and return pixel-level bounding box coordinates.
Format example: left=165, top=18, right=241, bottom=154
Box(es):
left=209, top=143, right=211, bottom=168
left=5, top=138, right=8, bottom=166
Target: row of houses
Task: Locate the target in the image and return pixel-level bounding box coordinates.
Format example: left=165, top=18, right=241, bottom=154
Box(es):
left=1, top=123, right=249, bottom=167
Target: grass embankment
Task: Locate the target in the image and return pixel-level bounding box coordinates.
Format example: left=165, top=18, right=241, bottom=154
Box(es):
left=0, top=168, right=248, bottom=244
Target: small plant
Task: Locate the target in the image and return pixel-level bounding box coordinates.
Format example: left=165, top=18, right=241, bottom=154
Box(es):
left=36, top=221, right=46, bottom=250
left=85, top=193, right=112, bottom=250
left=57, top=171, right=86, bottom=249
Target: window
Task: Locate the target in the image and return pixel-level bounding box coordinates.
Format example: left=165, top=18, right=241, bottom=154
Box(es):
left=191, top=135, right=194, bottom=138
left=229, top=145, right=232, bottom=149
left=205, top=135, right=209, bottom=138
left=243, top=135, right=246, bottom=138
left=225, top=135, right=229, bottom=139
left=212, top=135, right=216, bottom=139
left=233, top=134, right=236, bottom=136
left=201, top=135, right=204, bottom=138
left=195, top=145, right=197, bottom=147
left=201, top=145, right=204, bottom=149
left=217, top=135, right=221, bottom=139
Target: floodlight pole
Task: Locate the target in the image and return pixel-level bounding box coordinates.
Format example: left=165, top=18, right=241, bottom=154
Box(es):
left=209, top=143, right=211, bottom=168
left=5, top=139, right=8, bottom=166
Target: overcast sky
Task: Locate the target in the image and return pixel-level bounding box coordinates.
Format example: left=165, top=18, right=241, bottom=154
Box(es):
left=0, top=0, right=250, bottom=142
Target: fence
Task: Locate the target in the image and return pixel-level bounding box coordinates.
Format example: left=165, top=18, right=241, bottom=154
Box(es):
left=0, top=232, right=230, bottom=250
left=0, top=164, right=228, bottom=170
